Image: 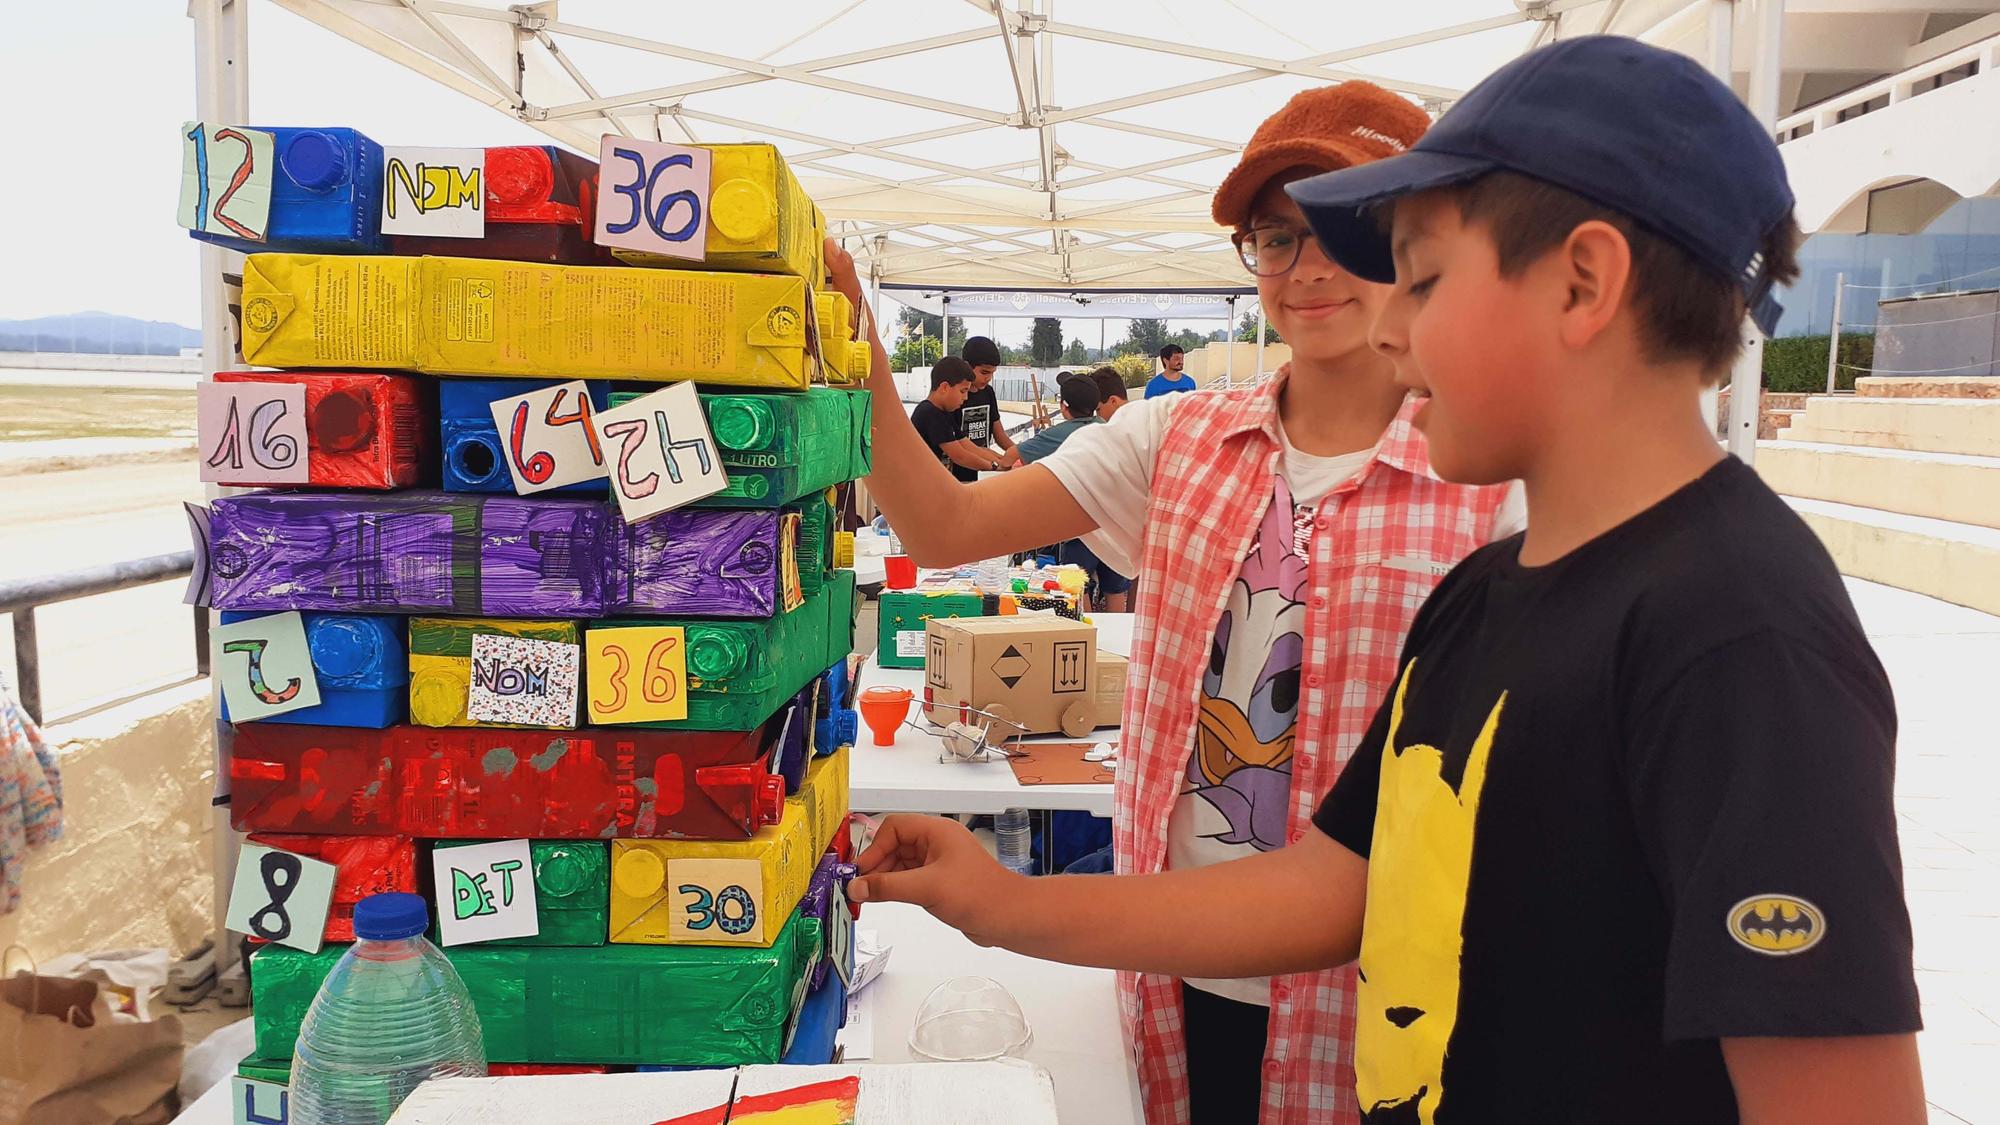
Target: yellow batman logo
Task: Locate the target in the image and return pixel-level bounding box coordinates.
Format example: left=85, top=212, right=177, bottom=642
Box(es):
left=1354, top=661, right=1504, bottom=1125
left=1728, top=895, right=1824, bottom=955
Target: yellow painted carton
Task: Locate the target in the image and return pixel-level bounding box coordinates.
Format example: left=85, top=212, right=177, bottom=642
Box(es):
left=608, top=144, right=824, bottom=281
left=610, top=792, right=815, bottom=948
left=813, top=291, right=861, bottom=384
left=408, top=618, right=580, bottom=729
left=800, top=744, right=850, bottom=857
left=240, top=254, right=812, bottom=389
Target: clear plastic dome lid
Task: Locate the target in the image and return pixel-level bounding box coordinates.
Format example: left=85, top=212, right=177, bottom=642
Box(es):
left=908, top=975, right=1033, bottom=1062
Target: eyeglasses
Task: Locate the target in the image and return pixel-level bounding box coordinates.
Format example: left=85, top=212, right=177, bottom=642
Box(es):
left=1233, top=224, right=1312, bottom=277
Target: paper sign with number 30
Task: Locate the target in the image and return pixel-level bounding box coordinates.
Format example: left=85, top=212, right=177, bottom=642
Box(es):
left=586, top=625, right=688, bottom=723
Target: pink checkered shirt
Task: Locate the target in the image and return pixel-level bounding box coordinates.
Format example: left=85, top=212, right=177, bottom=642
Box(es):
left=1115, top=367, right=1512, bottom=1124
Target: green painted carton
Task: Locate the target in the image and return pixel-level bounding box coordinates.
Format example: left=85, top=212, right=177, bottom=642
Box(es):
left=251, top=911, right=821, bottom=1066
left=236, top=1054, right=291, bottom=1083
left=795, top=490, right=833, bottom=598
left=877, top=590, right=984, bottom=669
left=432, top=840, right=608, bottom=946
left=628, top=572, right=856, bottom=732
left=608, top=388, right=870, bottom=509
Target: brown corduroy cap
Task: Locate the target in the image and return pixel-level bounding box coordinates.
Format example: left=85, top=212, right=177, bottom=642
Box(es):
left=1212, top=82, right=1432, bottom=229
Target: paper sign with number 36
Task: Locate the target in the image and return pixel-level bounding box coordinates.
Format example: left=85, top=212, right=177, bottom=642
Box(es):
left=592, top=136, right=711, bottom=261
left=587, top=625, right=688, bottom=723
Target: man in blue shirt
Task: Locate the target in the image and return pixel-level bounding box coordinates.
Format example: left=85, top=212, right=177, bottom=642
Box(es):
left=1144, top=344, right=1197, bottom=398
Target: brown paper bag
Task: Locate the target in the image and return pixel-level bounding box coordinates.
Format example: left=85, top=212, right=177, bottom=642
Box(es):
left=0, top=964, right=183, bottom=1125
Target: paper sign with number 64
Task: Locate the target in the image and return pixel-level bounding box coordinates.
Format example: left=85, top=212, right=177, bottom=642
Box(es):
left=593, top=136, right=711, bottom=260
left=587, top=625, right=688, bottom=724
left=591, top=382, right=728, bottom=523
left=486, top=380, right=607, bottom=494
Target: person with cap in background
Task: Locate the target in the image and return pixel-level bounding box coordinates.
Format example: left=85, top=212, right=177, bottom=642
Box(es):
left=1087, top=366, right=1131, bottom=420
left=838, top=35, right=1925, bottom=1125
left=1146, top=344, right=1198, bottom=398
left=1014, top=377, right=1132, bottom=613
left=830, top=75, right=1521, bottom=1124
left=952, top=335, right=1018, bottom=481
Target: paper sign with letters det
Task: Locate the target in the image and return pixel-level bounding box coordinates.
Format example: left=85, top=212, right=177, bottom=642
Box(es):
left=381, top=145, right=486, bottom=239
left=592, top=382, right=728, bottom=523
left=467, top=633, right=580, bottom=728
left=587, top=625, right=689, bottom=724
left=433, top=839, right=539, bottom=946
left=178, top=122, right=274, bottom=241
left=487, top=380, right=607, bottom=493
left=199, top=381, right=310, bottom=485
left=225, top=842, right=338, bottom=953
left=593, top=136, right=711, bottom=260
left=212, top=612, right=322, bottom=721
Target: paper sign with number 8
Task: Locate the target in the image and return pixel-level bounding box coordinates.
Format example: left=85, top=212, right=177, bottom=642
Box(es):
left=586, top=625, right=688, bottom=724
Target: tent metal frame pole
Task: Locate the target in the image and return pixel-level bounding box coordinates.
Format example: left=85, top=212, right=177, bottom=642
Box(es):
left=1703, top=0, right=1736, bottom=437
left=1226, top=296, right=1237, bottom=388
left=191, top=0, right=249, bottom=976
left=1727, top=0, right=1782, bottom=464
left=1255, top=304, right=1268, bottom=380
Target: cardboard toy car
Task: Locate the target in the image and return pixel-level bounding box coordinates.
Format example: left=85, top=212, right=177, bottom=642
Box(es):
left=922, top=616, right=1097, bottom=737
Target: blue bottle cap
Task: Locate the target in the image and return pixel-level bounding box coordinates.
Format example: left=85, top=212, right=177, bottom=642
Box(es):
left=282, top=131, right=348, bottom=192
left=353, top=893, right=428, bottom=940
left=307, top=617, right=380, bottom=679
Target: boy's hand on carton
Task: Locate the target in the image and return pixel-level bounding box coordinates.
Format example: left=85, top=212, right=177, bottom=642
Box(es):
left=824, top=238, right=865, bottom=310
left=850, top=814, right=1024, bottom=947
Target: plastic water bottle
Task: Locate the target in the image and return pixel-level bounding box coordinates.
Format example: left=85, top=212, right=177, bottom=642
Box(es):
left=289, top=893, right=486, bottom=1125
left=995, top=808, right=1035, bottom=876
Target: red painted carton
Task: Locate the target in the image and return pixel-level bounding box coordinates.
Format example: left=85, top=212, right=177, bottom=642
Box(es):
left=243, top=833, right=418, bottom=943
left=212, top=371, right=432, bottom=489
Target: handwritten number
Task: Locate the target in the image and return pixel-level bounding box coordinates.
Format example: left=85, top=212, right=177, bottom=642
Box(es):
left=593, top=642, right=630, bottom=715
left=653, top=410, right=713, bottom=485
left=545, top=389, right=603, bottom=463
left=605, top=147, right=647, bottom=236
left=642, top=637, right=679, bottom=704
left=508, top=401, right=557, bottom=485
left=603, top=418, right=658, bottom=500
left=678, top=883, right=755, bottom=934
left=210, top=127, right=262, bottom=241
left=224, top=637, right=301, bottom=705
left=186, top=124, right=211, bottom=234
left=249, top=398, right=297, bottom=469
left=247, top=849, right=302, bottom=941
left=605, top=147, right=700, bottom=244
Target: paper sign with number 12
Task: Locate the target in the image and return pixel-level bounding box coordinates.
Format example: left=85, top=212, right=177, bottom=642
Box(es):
left=486, top=380, right=606, bottom=494
left=591, top=382, right=728, bottom=522
left=587, top=625, right=688, bottom=723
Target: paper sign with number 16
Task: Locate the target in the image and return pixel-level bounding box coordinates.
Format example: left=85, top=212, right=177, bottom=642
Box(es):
left=587, top=625, right=688, bottom=723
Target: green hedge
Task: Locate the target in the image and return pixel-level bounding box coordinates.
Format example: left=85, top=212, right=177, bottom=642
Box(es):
left=1763, top=333, right=1875, bottom=393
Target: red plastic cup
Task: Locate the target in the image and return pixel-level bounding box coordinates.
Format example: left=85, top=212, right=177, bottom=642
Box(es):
left=885, top=555, right=918, bottom=589
left=858, top=685, right=914, bottom=746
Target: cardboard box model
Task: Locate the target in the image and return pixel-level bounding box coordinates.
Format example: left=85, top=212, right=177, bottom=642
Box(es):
left=922, top=616, right=1098, bottom=737
left=1094, top=650, right=1128, bottom=731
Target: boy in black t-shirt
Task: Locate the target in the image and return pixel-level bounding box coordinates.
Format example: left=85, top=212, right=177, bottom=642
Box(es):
left=951, top=336, right=1017, bottom=481
left=911, top=358, right=1005, bottom=477
left=847, top=37, right=1925, bottom=1124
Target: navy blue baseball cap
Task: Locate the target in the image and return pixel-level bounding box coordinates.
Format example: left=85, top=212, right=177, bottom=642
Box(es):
left=1285, top=36, right=1794, bottom=335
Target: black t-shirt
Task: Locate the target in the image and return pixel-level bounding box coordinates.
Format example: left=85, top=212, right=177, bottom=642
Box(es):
left=1316, top=456, right=1918, bottom=1123
left=951, top=385, right=1001, bottom=483
left=910, top=400, right=964, bottom=471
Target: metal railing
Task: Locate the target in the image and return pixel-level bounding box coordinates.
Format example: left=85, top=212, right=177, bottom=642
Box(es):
left=0, top=550, right=205, bottom=725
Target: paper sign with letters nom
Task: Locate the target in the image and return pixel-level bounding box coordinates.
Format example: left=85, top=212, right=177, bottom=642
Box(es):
left=433, top=839, right=540, bottom=946
left=213, top=612, right=322, bottom=721
left=669, top=857, right=766, bottom=944
left=382, top=146, right=486, bottom=238
left=198, top=381, right=309, bottom=484
left=593, top=382, right=728, bottom=523
left=593, top=136, right=711, bottom=260
left=587, top=625, right=688, bottom=724
left=179, top=122, right=274, bottom=241
left=466, top=633, right=580, bottom=728
left=225, top=843, right=337, bottom=953
left=487, top=380, right=607, bottom=493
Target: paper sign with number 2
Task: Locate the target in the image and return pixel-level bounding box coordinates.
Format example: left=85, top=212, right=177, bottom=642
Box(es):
left=587, top=625, right=688, bottom=723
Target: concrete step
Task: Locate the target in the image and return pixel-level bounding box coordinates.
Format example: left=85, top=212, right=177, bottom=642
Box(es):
left=1855, top=376, right=2000, bottom=399
left=1757, top=440, right=2000, bottom=531
left=1776, top=396, right=2000, bottom=458
left=1786, top=497, right=2000, bottom=618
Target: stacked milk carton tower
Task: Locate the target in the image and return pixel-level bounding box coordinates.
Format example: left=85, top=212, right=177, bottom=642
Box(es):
left=178, top=125, right=869, bottom=1092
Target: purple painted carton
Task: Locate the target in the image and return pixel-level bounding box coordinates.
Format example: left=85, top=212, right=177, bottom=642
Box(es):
left=800, top=851, right=859, bottom=990
left=607, top=508, right=789, bottom=618
left=208, top=490, right=608, bottom=617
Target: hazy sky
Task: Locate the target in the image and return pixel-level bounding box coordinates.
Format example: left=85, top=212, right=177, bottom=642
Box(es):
left=0, top=0, right=1531, bottom=347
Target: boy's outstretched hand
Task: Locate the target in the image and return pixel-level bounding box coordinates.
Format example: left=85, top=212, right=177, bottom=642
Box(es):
left=850, top=814, right=1026, bottom=948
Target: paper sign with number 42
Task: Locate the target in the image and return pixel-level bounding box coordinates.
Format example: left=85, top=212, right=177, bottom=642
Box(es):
left=587, top=625, right=688, bottom=724
left=225, top=843, right=337, bottom=953
left=592, top=382, right=728, bottom=522
left=593, top=136, right=711, bottom=260
left=213, top=612, right=321, bottom=721
left=487, top=380, right=606, bottom=494
left=199, top=382, right=309, bottom=485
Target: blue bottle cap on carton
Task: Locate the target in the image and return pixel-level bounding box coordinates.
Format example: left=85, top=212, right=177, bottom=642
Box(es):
left=282, top=131, right=348, bottom=192
left=354, top=893, right=428, bottom=941
left=307, top=617, right=380, bottom=679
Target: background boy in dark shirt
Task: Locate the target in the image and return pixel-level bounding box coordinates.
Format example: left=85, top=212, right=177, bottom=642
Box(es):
left=911, top=358, right=1005, bottom=476
left=953, top=336, right=1016, bottom=481
left=850, top=36, right=1923, bottom=1124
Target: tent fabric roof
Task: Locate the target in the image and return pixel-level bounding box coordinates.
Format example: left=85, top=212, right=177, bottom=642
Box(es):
left=266, top=0, right=1671, bottom=290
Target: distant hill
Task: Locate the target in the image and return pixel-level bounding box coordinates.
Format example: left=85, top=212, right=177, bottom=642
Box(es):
left=0, top=312, right=201, bottom=356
